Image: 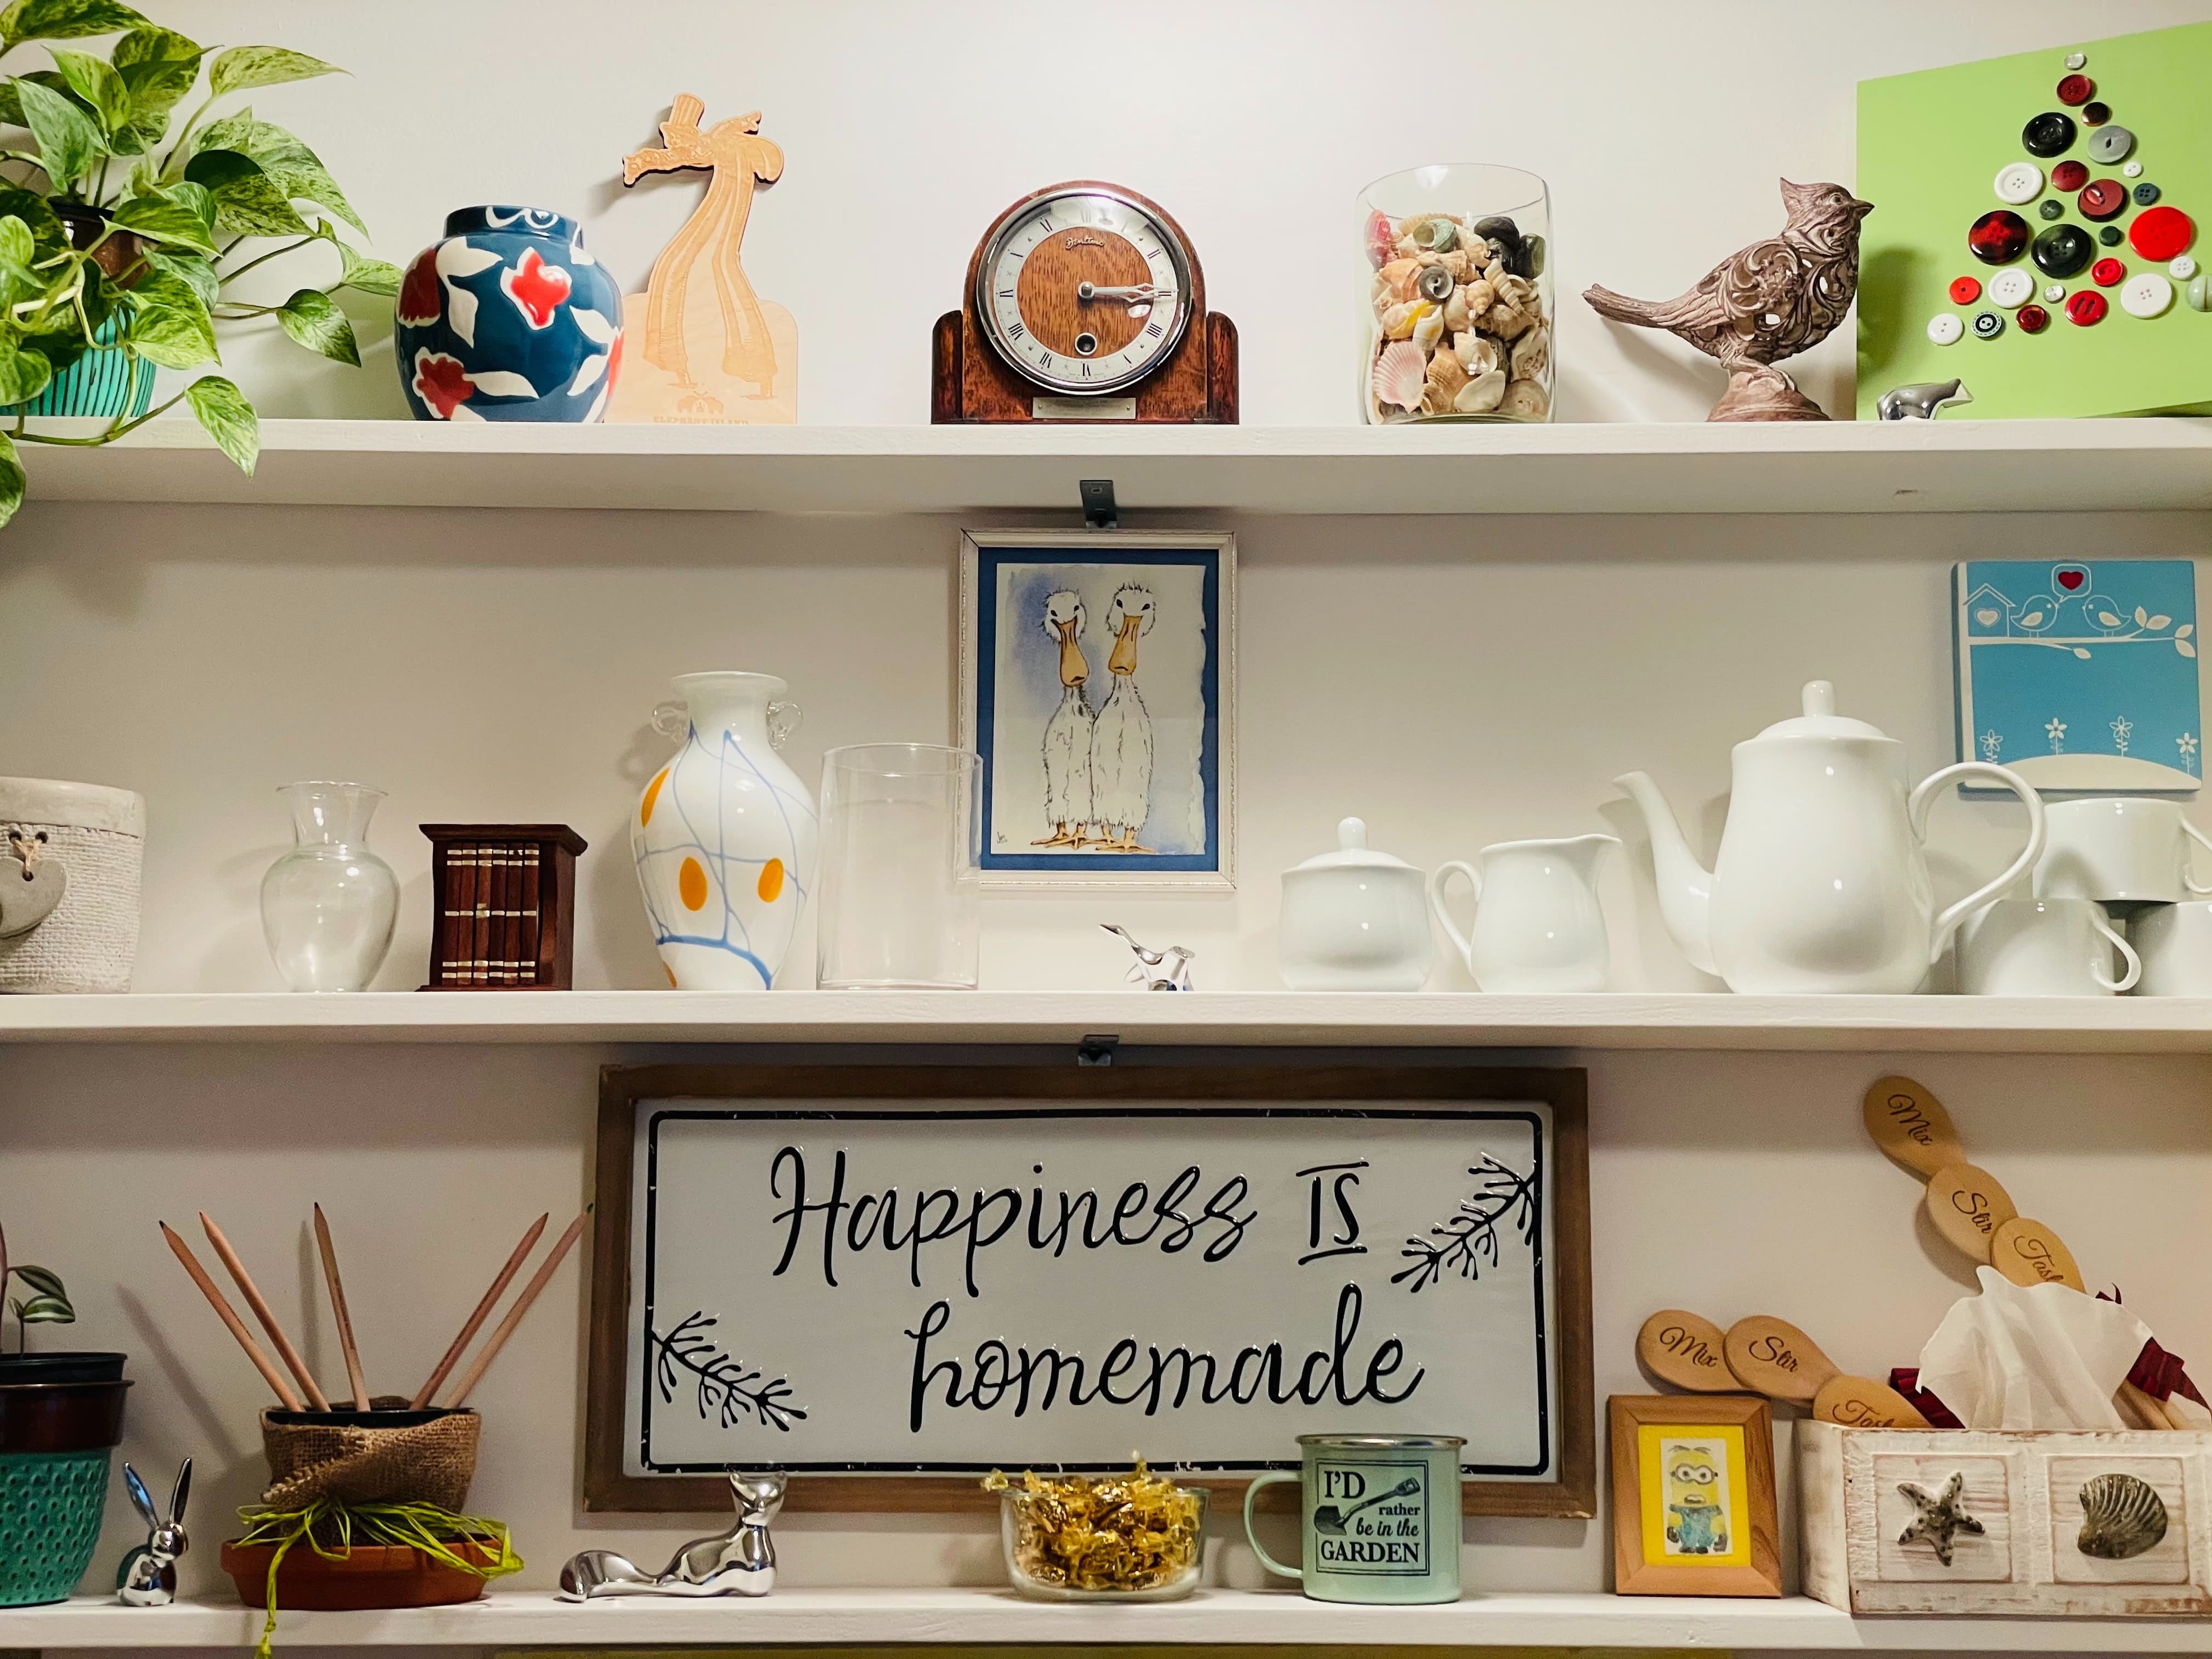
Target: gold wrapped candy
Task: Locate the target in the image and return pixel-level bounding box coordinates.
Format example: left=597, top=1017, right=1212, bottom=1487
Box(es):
left=986, top=1460, right=1205, bottom=1595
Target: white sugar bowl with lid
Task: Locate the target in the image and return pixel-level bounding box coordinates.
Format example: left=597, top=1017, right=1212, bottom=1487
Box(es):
left=1278, top=817, right=1433, bottom=991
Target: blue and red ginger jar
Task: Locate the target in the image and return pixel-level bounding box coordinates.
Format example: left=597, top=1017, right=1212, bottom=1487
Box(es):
left=396, top=207, right=622, bottom=422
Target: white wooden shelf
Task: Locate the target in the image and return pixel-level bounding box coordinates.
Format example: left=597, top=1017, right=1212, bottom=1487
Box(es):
left=5, top=1587, right=2207, bottom=1650
left=17, top=416, right=2212, bottom=517
left=2, top=989, right=2211, bottom=1052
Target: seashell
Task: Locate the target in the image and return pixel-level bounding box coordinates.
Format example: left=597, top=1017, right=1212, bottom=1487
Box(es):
left=1411, top=306, right=1445, bottom=354
left=1455, top=368, right=1506, bottom=414
left=1372, top=273, right=1397, bottom=310
left=1380, top=301, right=1419, bottom=340
left=2078, top=1473, right=2168, bottom=1560
left=1485, top=296, right=1537, bottom=341
left=1442, top=286, right=1472, bottom=333
left=1511, top=324, right=1551, bottom=383
left=1436, top=250, right=1471, bottom=280
left=1379, top=258, right=1422, bottom=302
left=1491, top=274, right=1536, bottom=310
left=1408, top=215, right=1458, bottom=253
left=1372, top=339, right=1427, bottom=413
left=1453, top=332, right=1502, bottom=377
left=1424, top=345, right=1469, bottom=403
left=1460, top=276, right=1497, bottom=319
left=1418, top=264, right=1454, bottom=303
left=1392, top=233, right=1422, bottom=261
left=1364, top=209, right=1396, bottom=268
left=1499, top=377, right=1549, bottom=420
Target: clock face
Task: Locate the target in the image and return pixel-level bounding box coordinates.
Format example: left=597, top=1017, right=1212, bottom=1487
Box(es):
left=973, top=185, right=1194, bottom=396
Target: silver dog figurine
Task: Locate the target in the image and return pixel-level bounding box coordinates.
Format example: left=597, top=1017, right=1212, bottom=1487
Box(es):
left=558, top=1472, right=786, bottom=1600
left=116, top=1459, right=190, bottom=1605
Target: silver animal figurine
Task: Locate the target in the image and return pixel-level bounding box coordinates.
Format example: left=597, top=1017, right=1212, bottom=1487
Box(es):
left=1102, top=923, right=1195, bottom=991
left=1878, top=378, right=1972, bottom=421
left=1584, top=179, right=1874, bottom=421
left=115, top=1458, right=190, bottom=1606
left=558, top=1471, right=786, bottom=1600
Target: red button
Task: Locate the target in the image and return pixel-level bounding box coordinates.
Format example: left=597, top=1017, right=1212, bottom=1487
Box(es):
left=2092, top=257, right=2125, bottom=286
left=2057, top=74, right=2095, bottom=105
left=2130, top=205, right=2196, bottom=261
left=2052, top=160, right=2090, bottom=191
left=2017, top=303, right=2050, bottom=333
left=1950, top=275, right=1983, bottom=304
left=2066, top=290, right=2108, bottom=325
left=2078, top=179, right=2129, bottom=221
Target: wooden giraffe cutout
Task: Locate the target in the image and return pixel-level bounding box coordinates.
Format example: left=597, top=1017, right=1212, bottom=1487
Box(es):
left=612, top=96, right=797, bottom=424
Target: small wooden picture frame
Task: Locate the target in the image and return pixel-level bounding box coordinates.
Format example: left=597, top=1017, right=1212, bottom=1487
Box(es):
left=1609, top=1393, right=1783, bottom=1597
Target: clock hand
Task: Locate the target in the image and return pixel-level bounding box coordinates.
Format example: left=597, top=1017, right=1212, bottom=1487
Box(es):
left=1077, top=281, right=1175, bottom=304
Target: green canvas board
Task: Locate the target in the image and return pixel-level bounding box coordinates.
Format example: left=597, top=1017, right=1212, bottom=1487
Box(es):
left=1857, top=21, right=2212, bottom=419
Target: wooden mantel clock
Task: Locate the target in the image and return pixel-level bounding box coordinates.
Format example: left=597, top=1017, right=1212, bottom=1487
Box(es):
left=932, top=180, right=1238, bottom=424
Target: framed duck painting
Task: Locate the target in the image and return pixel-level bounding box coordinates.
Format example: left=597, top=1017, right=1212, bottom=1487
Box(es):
left=958, top=529, right=1235, bottom=889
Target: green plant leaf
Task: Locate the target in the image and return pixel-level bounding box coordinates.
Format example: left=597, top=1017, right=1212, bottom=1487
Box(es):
left=48, top=47, right=127, bottom=136
left=0, top=184, right=66, bottom=255
left=185, top=373, right=255, bottom=475
left=207, top=45, right=341, bottom=98
left=12, top=1295, right=75, bottom=1322
left=115, top=31, right=202, bottom=148
left=334, top=238, right=399, bottom=297
left=122, top=265, right=215, bottom=366
left=8, top=1264, right=65, bottom=1297
left=144, top=244, right=215, bottom=308
left=14, top=74, right=104, bottom=190
left=110, top=190, right=215, bottom=252
left=274, top=285, right=356, bottom=365
left=0, top=429, right=24, bottom=531
left=194, top=112, right=363, bottom=235
left=0, top=213, right=32, bottom=268
left=183, top=147, right=308, bottom=238
left=0, top=0, right=150, bottom=49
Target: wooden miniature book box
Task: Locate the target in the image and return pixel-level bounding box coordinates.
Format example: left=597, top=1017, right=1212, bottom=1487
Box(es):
left=419, top=824, right=588, bottom=990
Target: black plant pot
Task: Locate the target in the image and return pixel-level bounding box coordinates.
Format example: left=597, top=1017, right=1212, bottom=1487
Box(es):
left=0, top=1350, right=127, bottom=1387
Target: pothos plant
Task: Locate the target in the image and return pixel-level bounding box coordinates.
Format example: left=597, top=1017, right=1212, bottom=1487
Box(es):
left=0, top=0, right=402, bottom=526
left=0, top=1220, right=77, bottom=1353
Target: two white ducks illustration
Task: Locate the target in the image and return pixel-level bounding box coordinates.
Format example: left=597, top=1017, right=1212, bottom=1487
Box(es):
left=1089, top=583, right=1156, bottom=851
left=1036, top=589, right=1093, bottom=847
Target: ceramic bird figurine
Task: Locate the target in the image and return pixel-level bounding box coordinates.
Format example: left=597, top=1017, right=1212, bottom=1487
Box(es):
left=1583, top=180, right=1873, bottom=422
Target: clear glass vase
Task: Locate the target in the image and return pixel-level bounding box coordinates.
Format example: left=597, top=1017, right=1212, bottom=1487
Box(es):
left=816, top=744, right=981, bottom=990
left=260, top=782, right=399, bottom=992
left=1359, top=163, right=1554, bottom=424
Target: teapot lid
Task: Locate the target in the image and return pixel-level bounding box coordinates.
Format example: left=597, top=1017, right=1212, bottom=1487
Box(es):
left=1287, top=817, right=1418, bottom=872
left=1752, top=680, right=1892, bottom=741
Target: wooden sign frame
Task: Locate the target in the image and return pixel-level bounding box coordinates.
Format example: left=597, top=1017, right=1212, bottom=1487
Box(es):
left=584, top=1059, right=1592, bottom=1517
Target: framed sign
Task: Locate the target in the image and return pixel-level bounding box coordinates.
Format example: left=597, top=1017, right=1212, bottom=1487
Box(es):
left=585, top=1060, right=1593, bottom=1516
left=957, top=529, right=1234, bottom=889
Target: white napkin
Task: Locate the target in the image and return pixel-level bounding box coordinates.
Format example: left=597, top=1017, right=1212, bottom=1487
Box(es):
left=1917, top=1267, right=2154, bottom=1430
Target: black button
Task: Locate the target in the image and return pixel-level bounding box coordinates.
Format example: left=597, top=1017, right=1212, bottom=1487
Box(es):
left=2135, top=182, right=2162, bottom=205
left=2039, top=199, right=2065, bottom=220
left=2100, top=224, right=2125, bottom=246
left=2083, top=101, right=2112, bottom=126
left=1970, top=210, right=2032, bottom=264
left=2032, top=223, right=2094, bottom=278
left=2023, top=111, right=2078, bottom=156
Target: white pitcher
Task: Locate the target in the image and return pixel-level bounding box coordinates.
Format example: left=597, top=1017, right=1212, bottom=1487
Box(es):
left=633, top=672, right=818, bottom=990
left=1427, top=835, right=1617, bottom=992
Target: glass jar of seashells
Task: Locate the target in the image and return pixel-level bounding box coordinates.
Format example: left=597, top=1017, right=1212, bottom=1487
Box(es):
left=1361, top=165, right=1554, bottom=424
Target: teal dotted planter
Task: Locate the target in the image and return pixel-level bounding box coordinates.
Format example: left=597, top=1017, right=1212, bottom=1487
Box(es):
left=0, top=1448, right=112, bottom=1605
left=2, top=320, right=153, bottom=419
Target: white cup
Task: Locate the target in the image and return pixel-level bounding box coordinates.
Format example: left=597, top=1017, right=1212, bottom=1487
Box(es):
left=2034, top=798, right=2212, bottom=904
left=1427, top=834, right=1616, bottom=992
left=1956, top=896, right=2140, bottom=996
left=2128, top=902, right=2212, bottom=996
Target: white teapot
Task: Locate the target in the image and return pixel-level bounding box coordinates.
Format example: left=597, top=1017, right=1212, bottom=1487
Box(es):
left=1613, top=681, right=2045, bottom=994
left=1278, top=817, right=1432, bottom=991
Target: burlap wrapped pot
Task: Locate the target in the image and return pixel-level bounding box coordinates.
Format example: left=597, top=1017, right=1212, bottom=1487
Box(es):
left=260, top=1401, right=478, bottom=1513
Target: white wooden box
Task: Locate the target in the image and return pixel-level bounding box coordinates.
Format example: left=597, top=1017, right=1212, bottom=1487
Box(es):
left=1798, top=1420, right=2212, bottom=1616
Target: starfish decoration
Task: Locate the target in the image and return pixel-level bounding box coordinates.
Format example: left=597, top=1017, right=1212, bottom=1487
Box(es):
left=1897, top=1471, right=1984, bottom=1567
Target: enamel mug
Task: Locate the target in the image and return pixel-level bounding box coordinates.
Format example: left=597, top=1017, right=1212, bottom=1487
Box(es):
left=2130, top=902, right=2212, bottom=995
left=1955, top=896, right=2140, bottom=995
left=2034, top=797, right=2212, bottom=904
left=1242, top=1433, right=1463, bottom=1604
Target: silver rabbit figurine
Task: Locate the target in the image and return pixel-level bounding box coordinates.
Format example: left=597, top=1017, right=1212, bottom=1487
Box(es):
left=116, top=1458, right=190, bottom=1605
left=557, top=1471, right=786, bottom=1600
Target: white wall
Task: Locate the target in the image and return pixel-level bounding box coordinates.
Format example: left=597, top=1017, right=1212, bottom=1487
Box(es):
left=2, top=0, right=2210, bottom=1621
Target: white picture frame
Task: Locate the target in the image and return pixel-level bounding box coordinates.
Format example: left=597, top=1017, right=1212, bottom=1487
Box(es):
left=957, top=528, right=1235, bottom=889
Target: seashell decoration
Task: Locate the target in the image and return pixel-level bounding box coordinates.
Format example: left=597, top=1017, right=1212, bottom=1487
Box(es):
left=1370, top=340, right=1427, bottom=414
left=2077, top=1472, right=2169, bottom=1561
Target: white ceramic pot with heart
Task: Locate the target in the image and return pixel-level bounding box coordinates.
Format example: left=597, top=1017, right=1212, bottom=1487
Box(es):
left=0, top=776, right=144, bottom=993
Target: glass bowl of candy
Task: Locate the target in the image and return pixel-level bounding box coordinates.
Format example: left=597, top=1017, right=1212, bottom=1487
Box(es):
left=988, top=1463, right=1208, bottom=1601
left=1360, top=163, right=1554, bottom=423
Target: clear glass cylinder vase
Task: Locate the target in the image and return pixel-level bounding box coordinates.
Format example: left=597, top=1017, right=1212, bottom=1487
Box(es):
left=260, top=782, right=399, bottom=992
left=1359, top=163, right=1554, bottom=424
left=816, top=744, right=981, bottom=990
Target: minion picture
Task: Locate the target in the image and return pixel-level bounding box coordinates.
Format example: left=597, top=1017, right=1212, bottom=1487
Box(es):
left=1638, top=1426, right=1753, bottom=1570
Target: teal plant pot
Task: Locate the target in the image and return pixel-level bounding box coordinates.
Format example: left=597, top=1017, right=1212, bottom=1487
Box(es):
left=0, top=1364, right=131, bottom=1606
left=1, top=319, right=153, bottom=419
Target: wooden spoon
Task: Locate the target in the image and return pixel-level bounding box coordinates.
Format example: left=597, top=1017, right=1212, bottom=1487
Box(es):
left=1990, top=1216, right=2085, bottom=1292
left=1925, top=1164, right=2019, bottom=1265
left=1813, top=1373, right=1931, bottom=1427
left=1862, top=1075, right=1965, bottom=1179
left=1636, top=1310, right=1742, bottom=1392
left=1723, top=1315, right=1841, bottom=1404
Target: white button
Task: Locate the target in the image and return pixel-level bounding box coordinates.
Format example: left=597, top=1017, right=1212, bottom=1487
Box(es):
left=1988, top=268, right=2035, bottom=308
left=2045, top=283, right=2067, bottom=302
left=1994, top=162, right=2044, bottom=205
left=2124, top=161, right=2144, bottom=178
left=2171, top=256, right=2198, bottom=280
left=2121, top=273, right=2175, bottom=318
left=1927, top=313, right=1965, bottom=345
left=2066, top=51, right=2087, bottom=69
